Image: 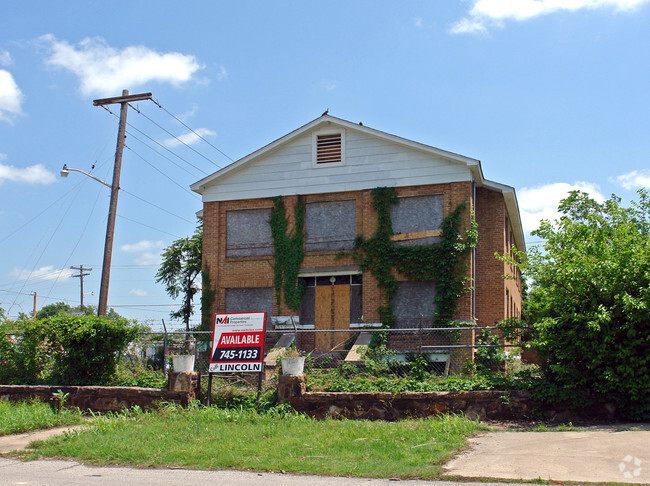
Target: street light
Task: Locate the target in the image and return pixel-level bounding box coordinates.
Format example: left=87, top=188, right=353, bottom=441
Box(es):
left=60, top=163, right=119, bottom=317
left=60, top=164, right=112, bottom=188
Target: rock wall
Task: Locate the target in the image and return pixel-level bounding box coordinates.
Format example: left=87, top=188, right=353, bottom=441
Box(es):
left=278, top=375, right=618, bottom=422
left=0, top=372, right=200, bottom=413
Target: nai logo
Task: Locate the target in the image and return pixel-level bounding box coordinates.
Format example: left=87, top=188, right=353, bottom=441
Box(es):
left=216, top=316, right=230, bottom=325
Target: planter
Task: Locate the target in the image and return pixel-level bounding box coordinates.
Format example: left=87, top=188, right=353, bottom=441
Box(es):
left=281, top=356, right=305, bottom=376
left=172, top=355, right=195, bottom=373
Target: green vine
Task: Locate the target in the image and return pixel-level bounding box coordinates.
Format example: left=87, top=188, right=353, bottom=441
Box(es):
left=270, top=196, right=306, bottom=311
left=344, top=187, right=477, bottom=327
left=200, top=265, right=216, bottom=331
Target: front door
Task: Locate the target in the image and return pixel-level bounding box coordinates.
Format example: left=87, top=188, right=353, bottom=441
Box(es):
left=315, top=284, right=350, bottom=352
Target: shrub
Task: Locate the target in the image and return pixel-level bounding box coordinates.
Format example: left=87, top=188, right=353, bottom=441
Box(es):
left=0, top=315, right=137, bottom=386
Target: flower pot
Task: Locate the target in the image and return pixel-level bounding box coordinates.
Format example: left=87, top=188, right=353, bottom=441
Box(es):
left=172, top=355, right=195, bottom=373
left=281, top=356, right=305, bottom=376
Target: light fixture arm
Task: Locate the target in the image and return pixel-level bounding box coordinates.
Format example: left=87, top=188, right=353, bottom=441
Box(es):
left=60, top=164, right=112, bottom=189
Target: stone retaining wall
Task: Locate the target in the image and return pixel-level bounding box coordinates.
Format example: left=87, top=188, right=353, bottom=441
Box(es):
left=0, top=372, right=200, bottom=413
left=278, top=375, right=617, bottom=422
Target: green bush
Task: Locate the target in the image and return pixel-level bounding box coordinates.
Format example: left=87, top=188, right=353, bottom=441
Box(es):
left=506, top=190, right=650, bottom=419
left=0, top=315, right=137, bottom=386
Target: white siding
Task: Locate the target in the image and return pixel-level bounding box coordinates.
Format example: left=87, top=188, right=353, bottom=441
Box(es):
left=202, top=129, right=472, bottom=202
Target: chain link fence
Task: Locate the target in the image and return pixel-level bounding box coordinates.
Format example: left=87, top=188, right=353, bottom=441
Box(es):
left=123, top=323, right=526, bottom=396
left=3, top=324, right=528, bottom=398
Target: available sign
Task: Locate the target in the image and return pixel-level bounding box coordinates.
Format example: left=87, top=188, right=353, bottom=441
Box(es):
left=209, top=312, right=267, bottom=373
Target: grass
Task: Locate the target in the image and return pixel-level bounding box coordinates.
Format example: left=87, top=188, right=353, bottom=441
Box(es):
left=27, top=403, right=486, bottom=479
left=0, top=399, right=84, bottom=436
left=306, top=367, right=542, bottom=393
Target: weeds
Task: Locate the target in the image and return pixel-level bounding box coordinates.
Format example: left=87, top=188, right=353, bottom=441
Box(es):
left=0, top=399, right=83, bottom=436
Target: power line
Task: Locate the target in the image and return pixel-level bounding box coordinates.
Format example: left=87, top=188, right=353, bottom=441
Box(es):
left=102, top=106, right=208, bottom=177
left=121, top=188, right=195, bottom=224
left=126, top=121, right=209, bottom=176
left=125, top=144, right=201, bottom=199
left=5, top=180, right=87, bottom=315
left=116, top=214, right=183, bottom=238
left=151, top=99, right=234, bottom=163
left=131, top=103, right=224, bottom=169
left=45, top=177, right=106, bottom=302
left=125, top=132, right=204, bottom=180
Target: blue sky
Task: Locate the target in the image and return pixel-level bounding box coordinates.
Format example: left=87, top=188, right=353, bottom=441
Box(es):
left=1, top=1, right=649, bottom=327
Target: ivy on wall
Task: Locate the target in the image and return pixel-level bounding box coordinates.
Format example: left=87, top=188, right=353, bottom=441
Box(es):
left=200, top=265, right=216, bottom=331
left=270, top=196, right=306, bottom=311
left=344, top=187, right=478, bottom=327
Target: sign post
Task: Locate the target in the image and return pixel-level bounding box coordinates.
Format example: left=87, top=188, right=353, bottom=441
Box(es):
left=208, top=312, right=267, bottom=409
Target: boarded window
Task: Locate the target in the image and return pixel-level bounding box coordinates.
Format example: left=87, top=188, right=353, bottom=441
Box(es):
left=305, top=200, right=356, bottom=252
left=226, top=208, right=273, bottom=257
left=316, top=133, right=342, bottom=164
left=391, top=195, right=444, bottom=246
left=225, top=288, right=273, bottom=316
left=299, top=285, right=316, bottom=326
left=392, top=281, right=437, bottom=328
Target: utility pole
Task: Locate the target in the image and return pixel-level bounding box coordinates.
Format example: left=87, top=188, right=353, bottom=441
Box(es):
left=93, top=90, right=152, bottom=316
left=71, top=265, right=92, bottom=312
left=30, top=291, right=36, bottom=319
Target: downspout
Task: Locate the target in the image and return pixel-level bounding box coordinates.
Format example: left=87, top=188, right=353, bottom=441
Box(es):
left=472, top=180, right=476, bottom=322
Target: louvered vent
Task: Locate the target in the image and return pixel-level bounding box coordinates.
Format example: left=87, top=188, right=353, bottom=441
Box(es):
left=316, top=133, right=342, bottom=164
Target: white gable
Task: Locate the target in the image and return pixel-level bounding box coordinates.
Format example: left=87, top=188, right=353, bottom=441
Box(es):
left=195, top=118, right=476, bottom=202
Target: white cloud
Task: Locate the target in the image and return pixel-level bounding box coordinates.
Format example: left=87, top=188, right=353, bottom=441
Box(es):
left=120, top=240, right=164, bottom=253
left=518, top=181, right=605, bottom=233
left=161, top=128, right=216, bottom=148
left=177, top=104, right=199, bottom=122
left=0, top=51, right=12, bottom=66
left=136, top=251, right=162, bottom=266
left=11, top=265, right=74, bottom=282
left=320, top=80, right=338, bottom=91
left=450, top=0, right=650, bottom=34
left=40, top=34, right=204, bottom=96
left=612, top=169, right=650, bottom=190
left=0, top=69, right=24, bottom=123
left=129, top=288, right=149, bottom=297
left=216, top=65, right=228, bottom=81
left=0, top=161, right=56, bottom=184
left=414, top=17, right=424, bottom=28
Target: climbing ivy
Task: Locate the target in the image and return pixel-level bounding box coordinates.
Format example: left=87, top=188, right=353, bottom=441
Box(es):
left=270, top=196, right=306, bottom=311
left=200, top=265, right=216, bottom=331
left=344, top=187, right=477, bottom=327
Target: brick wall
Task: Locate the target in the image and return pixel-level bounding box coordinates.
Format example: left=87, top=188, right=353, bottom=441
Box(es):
left=474, top=187, right=523, bottom=327
left=202, top=182, right=520, bottom=331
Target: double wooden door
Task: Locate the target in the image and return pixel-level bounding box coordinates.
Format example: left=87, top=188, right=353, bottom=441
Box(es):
left=314, top=284, right=351, bottom=352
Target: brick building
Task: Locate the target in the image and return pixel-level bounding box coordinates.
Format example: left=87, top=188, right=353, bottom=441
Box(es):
left=191, top=115, right=524, bottom=352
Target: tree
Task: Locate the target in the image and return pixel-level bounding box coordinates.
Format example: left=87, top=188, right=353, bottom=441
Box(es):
left=34, top=302, right=120, bottom=319
left=156, top=223, right=203, bottom=336
left=513, top=189, right=650, bottom=419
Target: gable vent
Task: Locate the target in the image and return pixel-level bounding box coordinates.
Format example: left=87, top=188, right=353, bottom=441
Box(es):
left=316, top=133, right=342, bottom=164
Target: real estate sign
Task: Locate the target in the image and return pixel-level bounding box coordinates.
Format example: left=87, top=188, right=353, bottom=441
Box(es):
left=209, top=312, right=267, bottom=373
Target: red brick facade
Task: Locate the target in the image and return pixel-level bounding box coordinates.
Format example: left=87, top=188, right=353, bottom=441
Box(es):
left=202, top=182, right=522, bottom=329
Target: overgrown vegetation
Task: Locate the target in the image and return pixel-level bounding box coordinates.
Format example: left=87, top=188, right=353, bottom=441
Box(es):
left=503, top=189, right=650, bottom=420
left=28, top=403, right=483, bottom=479
left=0, top=399, right=83, bottom=436
left=200, top=264, right=216, bottom=331
left=343, top=187, right=477, bottom=327
left=0, top=315, right=137, bottom=386
left=270, top=196, right=306, bottom=311
left=156, top=222, right=203, bottom=336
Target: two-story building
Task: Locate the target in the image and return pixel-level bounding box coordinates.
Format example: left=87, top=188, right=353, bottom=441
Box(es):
left=191, top=115, right=524, bottom=353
